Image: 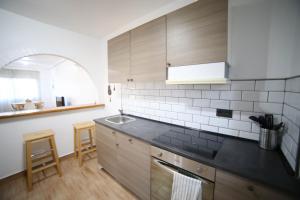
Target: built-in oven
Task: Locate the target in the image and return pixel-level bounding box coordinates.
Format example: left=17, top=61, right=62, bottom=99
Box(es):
left=150, top=146, right=215, bottom=200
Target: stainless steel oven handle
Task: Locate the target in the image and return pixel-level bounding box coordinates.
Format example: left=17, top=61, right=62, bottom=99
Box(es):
left=152, top=158, right=209, bottom=184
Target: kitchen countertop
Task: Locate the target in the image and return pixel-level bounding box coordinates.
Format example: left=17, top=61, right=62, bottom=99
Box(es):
left=94, top=115, right=300, bottom=197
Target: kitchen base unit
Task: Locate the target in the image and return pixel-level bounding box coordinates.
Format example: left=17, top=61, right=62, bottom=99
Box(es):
left=95, top=124, right=150, bottom=200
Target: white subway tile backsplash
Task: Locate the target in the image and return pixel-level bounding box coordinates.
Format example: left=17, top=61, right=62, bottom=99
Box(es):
left=229, top=120, right=251, bottom=132
left=220, top=91, right=241, bottom=100
left=179, top=98, right=193, bottom=106
left=186, top=90, right=202, bottom=98
left=239, top=131, right=259, bottom=140
left=201, top=125, right=218, bottom=132
left=159, top=89, right=171, bottom=96
left=210, top=100, right=230, bottom=109
left=285, top=92, right=300, bottom=110
left=121, top=79, right=299, bottom=167
left=193, top=115, right=209, bottom=124
left=268, top=92, right=284, bottom=103
left=172, top=119, right=185, bottom=126
left=230, top=101, right=253, bottom=112
left=202, top=91, right=220, bottom=99
left=165, top=111, right=178, bottom=119
left=160, top=117, right=171, bottom=123
left=219, top=128, right=239, bottom=136
left=242, top=91, right=268, bottom=102
left=149, top=102, right=159, bottom=109
left=232, top=111, right=241, bottom=120
left=166, top=97, right=179, bottom=104
left=254, top=102, right=283, bottom=114
left=231, top=81, right=255, bottom=91
left=178, top=85, right=194, bottom=89
left=185, top=122, right=201, bottom=129
left=201, top=108, right=216, bottom=117
left=211, top=84, right=231, bottom=91
left=159, top=103, right=172, bottom=111
left=283, top=104, right=300, bottom=126
left=171, top=90, right=185, bottom=97
left=251, top=123, right=260, bottom=133
left=281, top=144, right=296, bottom=170
left=193, top=99, right=210, bottom=107
left=186, top=106, right=201, bottom=114
left=165, top=84, right=178, bottom=89
left=285, top=77, right=300, bottom=93
left=255, top=80, right=285, bottom=91
left=209, top=117, right=228, bottom=128
left=172, top=104, right=185, bottom=112
left=282, top=116, right=300, bottom=143
left=194, top=84, right=211, bottom=90
left=178, top=113, right=193, bottom=122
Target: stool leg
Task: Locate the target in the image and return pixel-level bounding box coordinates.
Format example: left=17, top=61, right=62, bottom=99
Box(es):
left=49, top=136, right=62, bottom=177
left=88, top=128, right=93, bottom=147
left=78, top=130, right=83, bottom=166
left=74, top=128, right=77, bottom=159
left=25, top=141, right=33, bottom=191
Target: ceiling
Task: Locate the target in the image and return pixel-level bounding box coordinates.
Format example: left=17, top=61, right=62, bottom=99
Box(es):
left=4, top=55, right=67, bottom=71
left=0, top=0, right=175, bottom=38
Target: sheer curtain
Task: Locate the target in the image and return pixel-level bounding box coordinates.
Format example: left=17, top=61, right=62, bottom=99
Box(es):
left=0, top=69, right=40, bottom=112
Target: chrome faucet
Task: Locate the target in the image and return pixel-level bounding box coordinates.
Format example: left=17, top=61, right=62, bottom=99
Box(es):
left=118, top=109, right=124, bottom=115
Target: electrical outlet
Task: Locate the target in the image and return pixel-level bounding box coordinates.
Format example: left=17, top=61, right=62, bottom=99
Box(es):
left=216, top=109, right=233, bottom=118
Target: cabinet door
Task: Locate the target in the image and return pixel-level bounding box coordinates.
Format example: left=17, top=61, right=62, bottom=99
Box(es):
left=130, top=16, right=166, bottom=82
left=167, top=0, right=227, bottom=67
left=116, top=133, right=150, bottom=200
left=214, top=170, right=295, bottom=200
left=108, top=32, right=130, bottom=83
left=95, top=124, right=118, bottom=177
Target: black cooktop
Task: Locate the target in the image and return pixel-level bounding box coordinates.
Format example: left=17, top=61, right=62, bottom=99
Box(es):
left=152, top=126, right=225, bottom=159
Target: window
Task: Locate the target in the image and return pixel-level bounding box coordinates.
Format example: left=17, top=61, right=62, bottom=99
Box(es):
left=0, top=70, right=40, bottom=112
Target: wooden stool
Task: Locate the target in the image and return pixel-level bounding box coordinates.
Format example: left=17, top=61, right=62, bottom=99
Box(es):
left=73, top=121, right=96, bottom=166
left=24, top=129, right=62, bottom=191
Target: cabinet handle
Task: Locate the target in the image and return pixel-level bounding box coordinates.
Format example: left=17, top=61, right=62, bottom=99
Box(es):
left=130, top=79, right=134, bottom=82
left=158, top=152, right=163, bottom=157
left=128, top=138, right=133, bottom=143
left=167, top=63, right=171, bottom=67
left=116, top=143, right=119, bottom=147
left=112, top=131, right=116, bottom=134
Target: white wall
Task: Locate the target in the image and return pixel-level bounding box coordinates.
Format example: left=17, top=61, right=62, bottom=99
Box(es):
left=51, top=60, right=99, bottom=106
left=0, top=9, right=109, bottom=178
left=0, top=108, right=108, bottom=179
left=0, top=8, right=107, bottom=100
left=228, top=0, right=300, bottom=79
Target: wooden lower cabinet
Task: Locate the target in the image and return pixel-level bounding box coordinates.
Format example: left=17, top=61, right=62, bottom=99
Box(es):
left=95, top=124, right=150, bottom=200
left=214, top=170, right=295, bottom=200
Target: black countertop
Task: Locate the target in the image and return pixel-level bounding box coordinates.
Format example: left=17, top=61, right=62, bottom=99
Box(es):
left=94, top=115, right=300, bottom=197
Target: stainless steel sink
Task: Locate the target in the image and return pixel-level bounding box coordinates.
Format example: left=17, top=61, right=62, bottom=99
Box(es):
left=105, top=115, right=135, bottom=124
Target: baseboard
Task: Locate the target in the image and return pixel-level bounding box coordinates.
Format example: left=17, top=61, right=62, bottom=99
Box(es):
left=0, top=152, right=75, bottom=185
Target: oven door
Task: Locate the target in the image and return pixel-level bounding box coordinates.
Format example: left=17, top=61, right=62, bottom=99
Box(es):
left=151, top=158, right=214, bottom=200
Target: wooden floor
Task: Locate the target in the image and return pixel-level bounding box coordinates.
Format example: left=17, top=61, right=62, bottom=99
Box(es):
left=0, top=153, right=137, bottom=200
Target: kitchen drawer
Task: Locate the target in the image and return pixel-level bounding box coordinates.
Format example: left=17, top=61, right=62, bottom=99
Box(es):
left=117, top=133, right=150, bottom=155
left=95, top=124, right=116, bottom=142
left=151, top=146, right=215, bottom=182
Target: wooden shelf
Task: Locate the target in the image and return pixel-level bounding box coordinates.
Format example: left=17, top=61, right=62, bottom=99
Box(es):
left=0, top=103, right=105, bottom=120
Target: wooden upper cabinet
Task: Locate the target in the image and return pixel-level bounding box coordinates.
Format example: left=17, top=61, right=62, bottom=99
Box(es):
left=167, top=0, right=228, bottom=67
left=130, top=16, right=167, bottom=81
left=108, top=32, right=130, bottom=83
